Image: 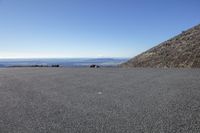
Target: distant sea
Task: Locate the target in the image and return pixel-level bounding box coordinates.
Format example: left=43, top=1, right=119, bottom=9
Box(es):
left=0, top=58, right=129, bottom=68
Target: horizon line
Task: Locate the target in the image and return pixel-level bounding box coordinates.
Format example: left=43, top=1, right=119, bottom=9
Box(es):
left=0, top=57, right=131, bottom=59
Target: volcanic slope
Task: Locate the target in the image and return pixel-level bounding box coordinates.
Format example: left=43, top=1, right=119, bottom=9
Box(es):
left=121, top=24, right=200, bottom=68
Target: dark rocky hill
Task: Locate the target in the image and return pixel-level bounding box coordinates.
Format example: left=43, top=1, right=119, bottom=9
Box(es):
left=121, top=24, right=200, bottom=68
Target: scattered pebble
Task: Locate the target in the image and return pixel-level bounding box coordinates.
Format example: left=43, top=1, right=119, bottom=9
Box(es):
left=98, top=92, right=102, bottom=95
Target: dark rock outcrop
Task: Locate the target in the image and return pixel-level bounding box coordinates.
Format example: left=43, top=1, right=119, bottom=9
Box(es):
left=90, top=64, right=100, bottom=68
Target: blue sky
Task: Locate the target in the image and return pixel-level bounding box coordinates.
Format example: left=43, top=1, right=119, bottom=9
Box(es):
left=0, top=0, right=200, bottom=58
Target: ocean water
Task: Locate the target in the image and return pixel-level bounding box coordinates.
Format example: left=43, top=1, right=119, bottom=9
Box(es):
left=0, top=58, right=128, bottom=68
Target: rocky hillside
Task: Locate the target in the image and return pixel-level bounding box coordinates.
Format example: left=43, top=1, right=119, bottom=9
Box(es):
left=121, top=24, right=200, bottom=68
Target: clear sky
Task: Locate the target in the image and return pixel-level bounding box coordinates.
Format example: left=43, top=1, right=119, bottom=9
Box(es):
left=0, top=0, right=200, bottom=58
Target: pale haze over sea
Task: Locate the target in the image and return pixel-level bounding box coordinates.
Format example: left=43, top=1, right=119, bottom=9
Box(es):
left=0, top=58, right=128, bottom=68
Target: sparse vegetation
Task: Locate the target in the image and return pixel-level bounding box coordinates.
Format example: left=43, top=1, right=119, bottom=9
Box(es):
left=121, top=24, right=200, bottom=68
left=51, top=64, right=60, bottom=67
left=10, top=64, right=60, bottom=68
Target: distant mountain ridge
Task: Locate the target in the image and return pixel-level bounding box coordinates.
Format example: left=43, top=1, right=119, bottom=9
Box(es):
left=121, top=24, right=200, bottom=68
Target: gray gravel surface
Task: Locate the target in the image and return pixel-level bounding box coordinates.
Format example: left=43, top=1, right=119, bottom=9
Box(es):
left=0, top=68, right=200, bottom=133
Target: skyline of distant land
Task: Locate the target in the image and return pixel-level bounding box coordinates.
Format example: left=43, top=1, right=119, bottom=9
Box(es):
left=0, top=0, right=200, bottom=58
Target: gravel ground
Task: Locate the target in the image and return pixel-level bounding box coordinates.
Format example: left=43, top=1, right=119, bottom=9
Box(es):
left=0, top=68, right=200, bottom=133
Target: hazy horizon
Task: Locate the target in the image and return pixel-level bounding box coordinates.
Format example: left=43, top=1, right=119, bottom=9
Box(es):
left=0, top=57, right=129, bottom=60
left=0, top=0, right=200, bottom=58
